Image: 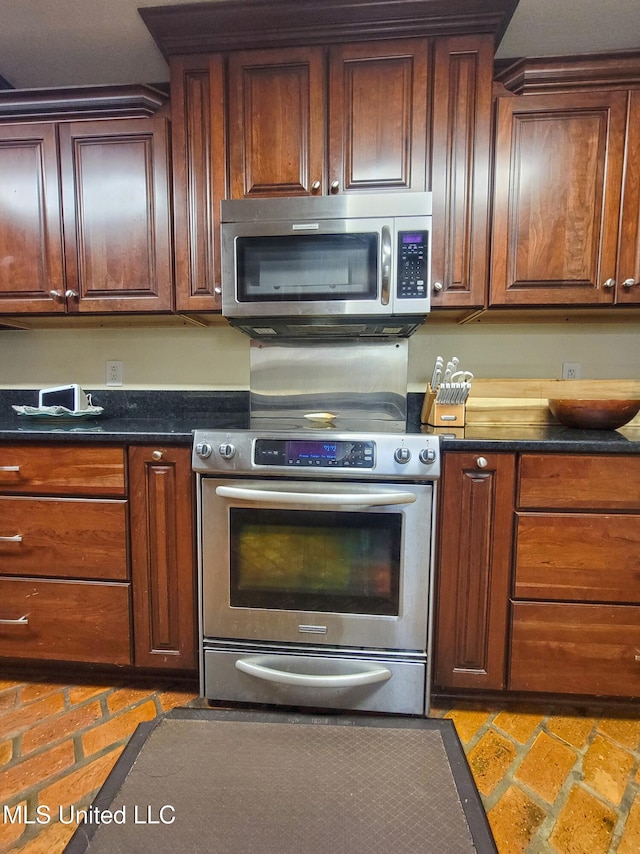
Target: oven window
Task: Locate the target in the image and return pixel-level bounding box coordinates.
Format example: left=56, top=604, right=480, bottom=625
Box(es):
left=229, top=508, right=401, bottom=615
left=236, top=233, right=378, bottom=302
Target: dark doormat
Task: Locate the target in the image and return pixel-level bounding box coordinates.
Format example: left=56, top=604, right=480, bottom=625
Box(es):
left=64, top=708, right=496, bottom=854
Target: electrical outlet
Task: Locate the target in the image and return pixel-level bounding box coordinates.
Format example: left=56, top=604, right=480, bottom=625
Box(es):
left=562, top=362, right=581, bottom=380
left=106, top=360, right=123, bottom=386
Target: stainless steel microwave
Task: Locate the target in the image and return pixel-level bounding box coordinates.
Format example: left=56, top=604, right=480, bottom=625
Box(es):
left=220, top=193, right=432, bottom=339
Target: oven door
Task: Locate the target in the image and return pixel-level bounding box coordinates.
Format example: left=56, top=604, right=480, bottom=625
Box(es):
left=199, top=478, right=433, bottom=652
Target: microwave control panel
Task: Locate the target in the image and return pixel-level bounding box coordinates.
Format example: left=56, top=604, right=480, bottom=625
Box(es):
left=397, top=231, right=428, bottom=300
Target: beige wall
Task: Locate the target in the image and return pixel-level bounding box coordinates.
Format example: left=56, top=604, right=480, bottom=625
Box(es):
left=0, top=320, right=638, bottom=392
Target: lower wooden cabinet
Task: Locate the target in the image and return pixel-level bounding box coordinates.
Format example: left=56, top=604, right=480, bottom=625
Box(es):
left=0, top=442, right=197, bottom=674
left=129, top=446, right=197, bottom=671
left=0, top=577, right=131, bottom=665
left=510, top=602, right=640, bottom=698
left=433, top=452, right=516, bottom=691
left=433, top=451, right=640, bottom=702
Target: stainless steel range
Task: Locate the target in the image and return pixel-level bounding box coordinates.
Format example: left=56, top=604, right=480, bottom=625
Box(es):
left=192, top=428, right=440, bottom=716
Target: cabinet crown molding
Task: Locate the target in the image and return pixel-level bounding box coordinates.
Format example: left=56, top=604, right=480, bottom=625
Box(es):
left=0, top=84, right=169, bottom=122
left=140, top=0, right=518, bottom=55
left=495, top=49, right=640, bottom=94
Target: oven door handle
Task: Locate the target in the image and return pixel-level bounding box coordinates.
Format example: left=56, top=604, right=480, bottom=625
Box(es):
left=215, top=485, right=416, bottom=507
left=235, top=657, right=392, bottom=688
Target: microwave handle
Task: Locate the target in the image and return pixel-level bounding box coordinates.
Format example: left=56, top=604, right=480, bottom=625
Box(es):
left=381, top=225, right=391, bottom=306
left=235, top=657, right=392, bottom=688
left=215, top=485, right=416, bottom=507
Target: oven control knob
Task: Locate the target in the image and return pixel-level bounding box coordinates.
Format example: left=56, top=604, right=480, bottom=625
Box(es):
left=195, top=442, right=213, bottom=459
left=394, top=447, right=411, bottom=464
left=419, top=448, right=437, bottom=465
left=218, top=442, right=237, bottom=460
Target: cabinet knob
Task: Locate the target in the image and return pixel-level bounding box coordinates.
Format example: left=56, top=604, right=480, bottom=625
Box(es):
left=330, top=180, right=340, bottom=193
left=603, top=278, right=616, bottom=288
left=151, top=450, right=163, bottom=461
left=65, top=289, right=79, bottom=299
left=476, top=457, right=488, bottom=469
left=214, top=286, right=222, bottom=295
left=311, top=180, right=321, bottom=192
left=49, top=290, right=63, bottom=300
left=433, top=281, right=443, bottom=292
left=622, top=278, right=637, bottom=288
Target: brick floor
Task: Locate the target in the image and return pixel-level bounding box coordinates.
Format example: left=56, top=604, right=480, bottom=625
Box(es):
left=0, top=679, right=639, bottom=853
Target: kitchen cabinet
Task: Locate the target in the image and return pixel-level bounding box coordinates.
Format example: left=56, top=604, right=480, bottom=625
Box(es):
left=0, top=445, right=131, bottom=665
left=227, top=39, right=428, bottom=199
left=510, top=454, right=640, bottom=698
left=171, top=55, right=227, bottom=312
left=430, top=35, right=493, bottom=309
left=129, top=445, right=197, bottom=671
left=0, top=441, right=197, bottom=674
left=0, top=87, right=173, bottom=314
left=433, top=451, right=516, bottom=691
left=490, top=55, right=640, bottom=307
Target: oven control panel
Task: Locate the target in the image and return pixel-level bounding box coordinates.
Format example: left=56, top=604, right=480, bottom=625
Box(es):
left=193, top=430, right=441, bottom=480
left=254, top=439, right=374, bottom=468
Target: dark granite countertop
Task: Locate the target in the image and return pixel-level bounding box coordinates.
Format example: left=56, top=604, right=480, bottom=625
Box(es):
left=0, top=390, right=639, bottom=452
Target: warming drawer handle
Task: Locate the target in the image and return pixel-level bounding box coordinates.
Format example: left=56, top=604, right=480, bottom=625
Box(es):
left=235, top=658, right=392, bottom=688
left=0, top=535, right=22, bottom=542
left=0, top=615, right=29, bottom=626
left=215, top=485, right=416, bottom=507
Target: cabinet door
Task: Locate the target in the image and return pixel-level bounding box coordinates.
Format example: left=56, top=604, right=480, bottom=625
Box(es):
left=228, top=47, right=325, bottom=198
left=129, top=446, right=196, bottom=671
left=490, top=91, right=628, bottom=306
left=0, top=123, right=65, bottom=313
left=433, top=452, right=515, bottom=691
left=617, top=90, right=640, bottom=304
left=328, top=40, right=428, bottom=194
left=172, top=55, right=227, bottom=311
left=58, top=118, right=173, bottom=312
left=430, top=36, right=492, bottom=308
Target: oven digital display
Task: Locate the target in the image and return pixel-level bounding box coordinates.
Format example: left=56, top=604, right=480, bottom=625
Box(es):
left=254, top=439, right=374, bottom=468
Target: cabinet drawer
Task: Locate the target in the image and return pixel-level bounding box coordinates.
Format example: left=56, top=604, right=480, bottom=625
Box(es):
left=518, top=454, right=640, bottom=510
left=0, top=445, right=125, bottom=496
left=0, top=578, right=131, bottom=665
left=510, top=602, right=640, bottom=697
left=0, top=497, right=128, bottom=580
left=514, top=513, right=640, bottom=602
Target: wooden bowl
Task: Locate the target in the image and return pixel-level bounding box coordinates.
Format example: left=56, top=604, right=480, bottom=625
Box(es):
left=548, top=399, right=640, bottom=430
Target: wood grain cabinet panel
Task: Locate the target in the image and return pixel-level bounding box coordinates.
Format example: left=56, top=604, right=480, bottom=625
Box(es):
left=514, top=512, right=640, bottom=602
left=171, top=55, right=227, bottom=311
left=0, top=123, right=66, bottom=312
left=491, top=91, right=629, bottom=306
left=228, top=47, right=325, bottom=198
left=510, top=603, right=640, bottom=698
left=430, top=35, right=492, bottom=308
left=0, top=577, right=131, bottom=665
left=518, top=454, right=640, bottom=510
left=433, top=452, right=516, bottom=690
left=129, top=446, right=196, bottom=671
left=617, top=90, right=640, bottom=304
left=0, top=496, right=128, bottom=580
left=328, top=40, right=427, bottom=194
left=59, top=118, right=173, bottom=312
left=0, top=445, right=126, bottom=496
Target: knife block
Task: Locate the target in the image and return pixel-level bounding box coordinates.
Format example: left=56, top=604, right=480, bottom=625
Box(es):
left=421, top=384, right=466, bottom=428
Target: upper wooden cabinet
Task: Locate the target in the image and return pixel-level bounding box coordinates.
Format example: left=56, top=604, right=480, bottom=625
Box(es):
left=430, top=36, right=493, bottom=308
left=490, top=54, right=640, bottom=307
left=227, top=40, right=428, bottom=199
left=0, top=87, right=173, bottom=315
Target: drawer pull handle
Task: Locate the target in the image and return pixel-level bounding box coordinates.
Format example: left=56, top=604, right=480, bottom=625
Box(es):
left=0, top=535, right=22, bottom=542
left=0, top=615, right=29, bottom=625
left=0, top=466, right=20, bottom=472
left=635, top=654, right=640, bottom=662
